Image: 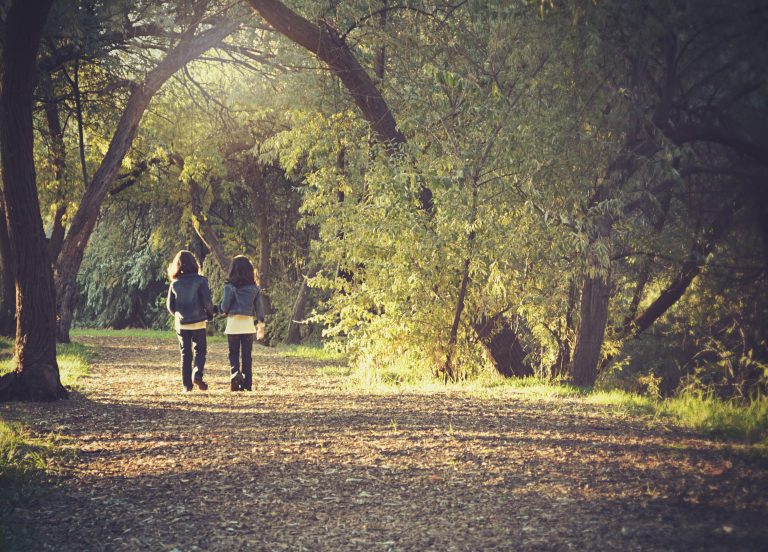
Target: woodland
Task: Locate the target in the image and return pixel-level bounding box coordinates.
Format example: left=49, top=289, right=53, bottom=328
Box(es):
left=0, top=0, right=766, bottom=402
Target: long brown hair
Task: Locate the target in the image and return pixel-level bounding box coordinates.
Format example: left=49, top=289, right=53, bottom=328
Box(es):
left=167, top=250, right=199, bottom=280
left=227, top=255, right=256, bottom=287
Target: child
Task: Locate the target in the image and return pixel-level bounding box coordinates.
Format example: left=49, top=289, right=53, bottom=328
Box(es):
left=219, top=255, right=266, bottom=391
left=166, top=250, right=216, bottom=392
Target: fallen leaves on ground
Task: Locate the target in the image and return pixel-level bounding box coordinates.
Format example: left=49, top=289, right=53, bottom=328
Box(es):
left=1, top=335, right=767, bottom=551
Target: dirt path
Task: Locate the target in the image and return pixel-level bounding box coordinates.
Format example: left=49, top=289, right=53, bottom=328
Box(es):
left=1, top=335, right=767, bottom=551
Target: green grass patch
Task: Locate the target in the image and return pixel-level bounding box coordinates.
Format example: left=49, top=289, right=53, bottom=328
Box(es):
left=276, top=344, right=347, bottom=363
left=0, top=421, right=57, bottom=481
left=0, top=337, right=89, bottom=545
left=72, top=327, right=177, bottom=340
left=72, top=327, right=228, bottom=342
left=353, top=365, right=767, bottom=445
left=658, top=391, right=768, bottom=444
left=0, top=421, right=66, bottom=551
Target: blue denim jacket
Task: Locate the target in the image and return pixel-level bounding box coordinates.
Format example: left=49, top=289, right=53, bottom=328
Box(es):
left=220, top=283, right=265, bottom=322
left=166, top=273, right=215, bottom=325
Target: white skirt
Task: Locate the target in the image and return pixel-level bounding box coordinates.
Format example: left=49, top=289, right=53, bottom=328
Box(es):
left=225, top=314, right=256, bottom=335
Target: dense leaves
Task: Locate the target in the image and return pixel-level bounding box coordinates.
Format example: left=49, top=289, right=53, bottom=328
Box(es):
left=2, top=0, right=765, bottom=399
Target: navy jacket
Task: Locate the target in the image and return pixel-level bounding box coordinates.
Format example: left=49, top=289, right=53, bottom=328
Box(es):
left=220, top=282, right=265, bottom=322
left=166, top=273, right=215, bottom=325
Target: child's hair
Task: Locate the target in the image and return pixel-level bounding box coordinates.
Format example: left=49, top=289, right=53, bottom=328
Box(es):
left=227, top=255, right=256, bottom=287
left=167, top=250, right=200, bottom=280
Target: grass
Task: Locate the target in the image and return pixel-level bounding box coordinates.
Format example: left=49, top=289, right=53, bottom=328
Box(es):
left=0, top=422, right=59, bottom=481
left=0, top=421, right=66, bottom=551
left=353, top=365, right=768, bottom=446
left=0, top=338, right=95, bottom=391
left=0, top=336, right=93, bottom=501
left=72, top=327, right=229, bottom=342
left=658, top=391, right=768, bottom=444
left=276, top=344, right=347, bottom=363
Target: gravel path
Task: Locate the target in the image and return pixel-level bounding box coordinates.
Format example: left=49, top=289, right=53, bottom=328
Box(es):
left=1, top=335, right=767, bottom=551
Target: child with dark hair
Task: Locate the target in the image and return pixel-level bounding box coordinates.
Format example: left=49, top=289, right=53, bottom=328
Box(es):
left=166, top=250, right=216, bottom=392
left=219, top=255, right=266, bottom=391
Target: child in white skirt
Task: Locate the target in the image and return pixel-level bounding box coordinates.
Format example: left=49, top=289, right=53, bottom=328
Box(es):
left=219, top=255, right=265, bottom=391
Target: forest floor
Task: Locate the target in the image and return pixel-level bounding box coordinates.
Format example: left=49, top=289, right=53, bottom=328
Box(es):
left=1, top=335, right=767, bottom=551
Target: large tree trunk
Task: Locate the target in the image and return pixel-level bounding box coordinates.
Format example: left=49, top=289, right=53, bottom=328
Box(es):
left=54, top=20, right=238, bottom=342
left=0, top=0, right=67, bottom=401
left=0, top=203, right=16, bottom=337
left=571, top=273, right=611, bottom=387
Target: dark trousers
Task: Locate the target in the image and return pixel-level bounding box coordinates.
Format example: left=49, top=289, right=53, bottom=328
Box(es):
left=228, top=333, right=254, bottom=390
left=177, top=328, right=207, bottom=389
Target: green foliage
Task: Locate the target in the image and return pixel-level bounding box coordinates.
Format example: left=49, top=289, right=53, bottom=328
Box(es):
left=31, top=0, right=767, bottom=401
left=75, top=203, right=169, bottom=330
left=0, top=422, right=58, bottom=482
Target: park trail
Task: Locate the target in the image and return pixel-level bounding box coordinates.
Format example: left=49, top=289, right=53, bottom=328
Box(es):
left=1, top=335, right=767, bottom=551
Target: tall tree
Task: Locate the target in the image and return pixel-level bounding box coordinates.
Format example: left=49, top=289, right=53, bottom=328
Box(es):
left=0, top=0, right=67, bottom=401
left=54, top=11, right=240, bottom=342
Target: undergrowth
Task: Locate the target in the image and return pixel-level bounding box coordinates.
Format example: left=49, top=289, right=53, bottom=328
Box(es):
left=344, top=359, right=768, bottom=446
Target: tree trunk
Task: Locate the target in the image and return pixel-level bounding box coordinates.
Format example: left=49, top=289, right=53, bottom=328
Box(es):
left=571, top=273, right=611, bottom=387
left=42, top=74, right=68, bottom=262
left=53, top=20, right=238, bottom=342
left=246, top=164, right=273, bottom=315
left=0, top=203, right=16, bottom=337
left=285, top=266, right=318, bottom=345
left=474, top=314, right=532, bottom=378
left=188, top=178, right=232, bottom=271
left=441, top=184, right=479, bottom=381
left=0, top=0, right=67, bottom=401
left=247, top=0, right=433, bottom=210
left=248, top=0, right=403, bottom=147
left=552, top=279, right=578, bottom=379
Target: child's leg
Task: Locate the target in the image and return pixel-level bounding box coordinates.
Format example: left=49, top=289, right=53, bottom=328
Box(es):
left=190, top=329, right=207, bottom=382
left=227, top=334, right=243, bottom=390
left=241, top=334, right=254, bottom=390
left=177, top=330, right=193, bottom=390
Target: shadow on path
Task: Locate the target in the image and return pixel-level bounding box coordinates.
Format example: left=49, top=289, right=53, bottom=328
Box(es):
left=1, top=335, right=766, bottom=551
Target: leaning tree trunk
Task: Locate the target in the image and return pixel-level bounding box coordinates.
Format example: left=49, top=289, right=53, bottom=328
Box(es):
left=286, top=266, right=318, bottom=345
left=0, top=0, right=68, bottom=401
left=474, top=314, right=532, bottom=378
left=188, top=177, right=232, bottom=271
left=571, top=273, right=611, bottom=387
left=53, top=20, right=238, bottom=342
left=247, top=0, right=432, bottom=211
left=0, top=203, right=16, bottom=337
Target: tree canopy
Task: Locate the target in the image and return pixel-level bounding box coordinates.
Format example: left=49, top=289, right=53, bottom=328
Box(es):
left=0, top=0, right=765, bottom=400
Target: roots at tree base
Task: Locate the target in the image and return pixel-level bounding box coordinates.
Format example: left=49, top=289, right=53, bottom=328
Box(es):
left=0, top=364, right=68, bottom=401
